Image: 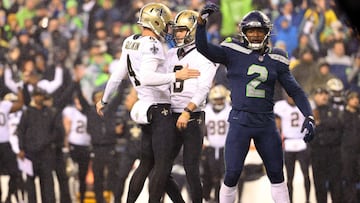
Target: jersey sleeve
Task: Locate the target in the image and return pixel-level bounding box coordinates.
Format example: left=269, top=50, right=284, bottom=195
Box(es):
left=138, top=38, right=176, bottom=86
left=62, top=106, right=72, bottom=118
left=273, top=48, right=313, bottom=117
left=102, top=52, right=128, bottom=103
left=195, top=23, right=227, bottom=64
left=273, top=100, right=284, bottom=117
left=0, top=101, right=13, bottom=115
left=190, top=54, right=218, bottom=107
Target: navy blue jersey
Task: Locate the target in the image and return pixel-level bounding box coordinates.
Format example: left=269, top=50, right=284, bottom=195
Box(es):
left=196, top=24, right=312, bottom=119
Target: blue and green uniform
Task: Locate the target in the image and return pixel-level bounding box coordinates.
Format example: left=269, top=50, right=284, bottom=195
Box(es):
left=196, top=23, right=312, bottom=186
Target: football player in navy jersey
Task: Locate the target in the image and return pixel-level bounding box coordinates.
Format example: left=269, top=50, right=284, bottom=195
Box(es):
left=196, top=5, right=315, bottom=203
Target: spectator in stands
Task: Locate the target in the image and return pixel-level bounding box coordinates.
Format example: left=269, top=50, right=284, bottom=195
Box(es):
left=291, top=46, right=318, bottom=95
left=325, top=40, right=353, bottom=90
left=348, top=51, right=360, bottom=93
left=309, top=58, right=338, bottom=93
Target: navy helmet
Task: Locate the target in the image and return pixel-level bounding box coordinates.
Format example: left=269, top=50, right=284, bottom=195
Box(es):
left=239, top=10, right=272, bottom=50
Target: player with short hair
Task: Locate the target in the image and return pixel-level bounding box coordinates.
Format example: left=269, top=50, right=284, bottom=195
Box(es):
left=196, top=5, right=315, bottom=203
left=95, top=3, right=200, bottom=202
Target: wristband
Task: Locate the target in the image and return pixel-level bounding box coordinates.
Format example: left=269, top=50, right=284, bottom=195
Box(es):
left=184, top=107, right=192, bottom=113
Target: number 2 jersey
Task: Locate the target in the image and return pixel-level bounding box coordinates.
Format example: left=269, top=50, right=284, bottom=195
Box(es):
left=102, top=34, right=177, bottom=104
left=62, top=106, right=91, bottom=146
left=274, top=100, right=307, bottom=152
left=165, top=44, right=218, bottom=113
left=195, top=24, right=313, bottom=127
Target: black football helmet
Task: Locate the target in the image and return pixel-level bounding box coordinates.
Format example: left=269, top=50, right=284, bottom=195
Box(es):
left=239, top=10, right=272, bottom=50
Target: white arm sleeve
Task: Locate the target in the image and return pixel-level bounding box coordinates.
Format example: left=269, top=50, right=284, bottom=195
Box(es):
left=37, top=66, right=63, bottom=94
left=4, top=68, right=22, bottom=93
left=138, top=58, right=176, bottom=86
left=190, top=61, right=218, bottom=107
left=102, top=55, right=128, bottom=103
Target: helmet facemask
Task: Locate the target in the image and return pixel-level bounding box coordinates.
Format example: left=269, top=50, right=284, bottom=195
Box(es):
left=173, top=10, right=198, bottom=47
left=241, top=26, right=270, bottom=50
left=239, top=11, right=272, bottom=50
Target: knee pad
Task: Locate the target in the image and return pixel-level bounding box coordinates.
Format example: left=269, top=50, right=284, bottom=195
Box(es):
left=223, top=170, right=241, bottom=187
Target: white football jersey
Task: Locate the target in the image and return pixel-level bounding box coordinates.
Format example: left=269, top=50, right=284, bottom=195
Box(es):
left=274, top=100, right=307, bottom=152
left=204, top=103, right=231, bottom=148
left=103, top=34, right=176, bottom=104
left=63, top=106, right=91, bottom=146
left=167, top=44, right=218, bottom=113
left=8, top=110, right=22, bottom=153
left=0, top=101, right=13, bottom=143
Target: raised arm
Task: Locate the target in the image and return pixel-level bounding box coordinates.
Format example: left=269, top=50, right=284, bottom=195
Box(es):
left=37, top=66, right=64, bottom=94
left=9, top=87, right=24, bottom=113
left=195, top=4, right=227, bottom=64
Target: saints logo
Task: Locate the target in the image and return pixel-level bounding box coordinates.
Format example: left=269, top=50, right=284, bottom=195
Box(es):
left=150, top=44, right=159, bottom=55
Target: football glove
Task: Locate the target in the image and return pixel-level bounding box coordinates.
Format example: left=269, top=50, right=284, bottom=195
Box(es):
left=301, top=116, right=316, bottom=143
left=200, top=3, right=219, bottom=20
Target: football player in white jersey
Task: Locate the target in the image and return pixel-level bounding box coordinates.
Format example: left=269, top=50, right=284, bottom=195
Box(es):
left=202, top=85, right=231, bottom=203
left=274, top=94, right=311, bottom=203
left=95, top=3, right=200, bottom=202
left=62, top=96, right=91, bottom=203
left=0, top=89, right=24, bottom=203
left=164, top=10, right=218, bottom=203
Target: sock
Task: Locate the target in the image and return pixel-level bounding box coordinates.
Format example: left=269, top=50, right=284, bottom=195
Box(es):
left=271, top=181, right=290, bottom=203
left=219, top=183, right=237, bottom=203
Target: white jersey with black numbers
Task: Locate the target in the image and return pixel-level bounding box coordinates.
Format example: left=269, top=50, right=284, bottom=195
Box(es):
left=274, top=100, right=307, bottom=152
left=102, top=34, right=177, bottom=104
left=167, top=44, right=218, bottom=113
left=0, top=101, right=13, bottom=143
left=204, top=103, right=231, bottom=148
left=63, top=106, right=91, bottom=146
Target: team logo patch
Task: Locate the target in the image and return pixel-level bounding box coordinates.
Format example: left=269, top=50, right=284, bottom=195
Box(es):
left=258, top=55, right=264, bottom=62
left=161, top=108, right=169, bottom=116
left=130, top=125, right=142, bottom=138
left=150, top=44, right=159, bottom=55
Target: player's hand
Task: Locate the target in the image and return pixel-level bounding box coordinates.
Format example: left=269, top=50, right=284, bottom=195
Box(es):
left=175, top=64, right=200, bottom=80
left=200, top=3, right=219, bottom=20
left=176, top=111, right=191, bottom=130
left=301, top=116, right=316, bottom=143
left=96, top=101, right=105, bottom=117
left=18, top=150, right=25, bottom=160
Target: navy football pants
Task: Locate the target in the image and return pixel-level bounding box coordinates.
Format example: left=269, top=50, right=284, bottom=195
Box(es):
left=223, top=121, right=284, bottom=187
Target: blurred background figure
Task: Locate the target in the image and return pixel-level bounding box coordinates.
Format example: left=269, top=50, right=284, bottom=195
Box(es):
left=274, top=93, right=311, bottom=203
left=309, top=87, right=343, bottom=203
left=202, top=85, right=231, bottom=203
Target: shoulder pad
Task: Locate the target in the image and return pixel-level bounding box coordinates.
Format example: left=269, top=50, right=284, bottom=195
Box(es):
left=221, top=38, right=251, bottom=54
left=221, top=37, right=241, bottom=44
left=269, top=47, right=288, bottom=58
left=224, top=37, right=233, bottom=43
left=133, top=34, right=141, bottom=40
left=268, top=47, right=289, bottom=65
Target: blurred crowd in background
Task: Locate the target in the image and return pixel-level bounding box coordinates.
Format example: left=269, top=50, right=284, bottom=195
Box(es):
left=1, top=0, right=360, bottom=203
left=0, top=0, right=360, bottom=99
